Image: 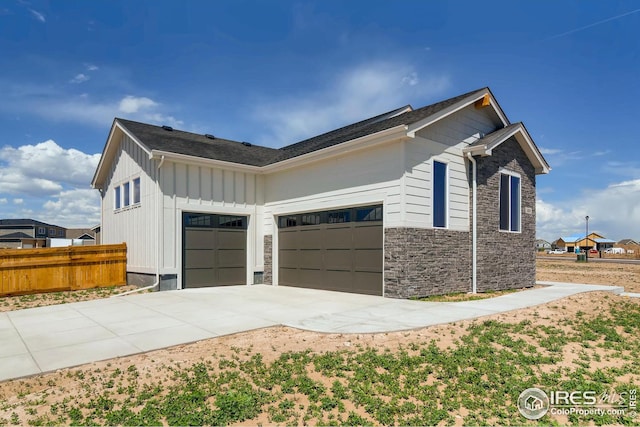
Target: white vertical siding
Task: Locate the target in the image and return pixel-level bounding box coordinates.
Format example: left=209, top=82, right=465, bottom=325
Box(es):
left=102, top=134, right=158, bottom=274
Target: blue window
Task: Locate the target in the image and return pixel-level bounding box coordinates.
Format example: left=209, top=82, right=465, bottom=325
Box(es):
left=500, top=173, right=521, bottom=232
left=133, top=178, right=141, bottom=204
left=433, top=161, right=447, bottom=228
left=114, top=186, right=121, bottom=210
left=123, top=182, right=130, bottom=207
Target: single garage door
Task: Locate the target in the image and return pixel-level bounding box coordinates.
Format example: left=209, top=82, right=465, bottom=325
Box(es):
left=278, top=205, right=383, bottom=295
left=183, top=212, right=247, bottom=288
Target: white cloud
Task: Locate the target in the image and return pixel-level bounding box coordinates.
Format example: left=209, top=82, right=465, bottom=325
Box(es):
left=0, top=140, right=100, bottom=195
left=537, top=179, right=640, bottom=241
left=0, top=198, right=6, bottom=204
left=70, top=73, right=90, bottom=84
left=539, top=147, right=562, bottom=155
left=86, top=64, right=99, bottom=71
left=119, top=95, right=157, bottom=114
left=13, top=198, right=23, bottom=205
left=29, top=8, right=45, bottom=23
left=253, top=61, right=450, bottom=146
left=42, top=189, right=100, bottom=228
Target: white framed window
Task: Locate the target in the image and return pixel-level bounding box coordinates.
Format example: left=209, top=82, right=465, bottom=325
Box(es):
left=433, top=160, right=448, bottom=228
left=133, top=177, right=141, bottom=205
left=37, top=227, right=45, bottom=235
left=123, top=182, right=130, bottom=207
left=114, top=186, right=121, bottom=210
left=499, top=171, right=521, bottom=232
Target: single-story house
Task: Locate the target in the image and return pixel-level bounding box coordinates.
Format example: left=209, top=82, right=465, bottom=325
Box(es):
left=616, top=239, right=639, bottom=254
left=555, top=233, right=615, bottom=253
left=536, top=239, right=551, bottom=251
left=91, top=87, right=550, bottom=298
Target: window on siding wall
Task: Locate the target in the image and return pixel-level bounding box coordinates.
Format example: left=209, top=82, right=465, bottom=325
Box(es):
left=114, top=186, right=121, bottom=210
left=133, top=178, right=141, bottom=204
left=123, top=182, right=130, bottom=207
left=433, top=161, right=448, bottom=228
left=499, top=173, right=521, bottom=232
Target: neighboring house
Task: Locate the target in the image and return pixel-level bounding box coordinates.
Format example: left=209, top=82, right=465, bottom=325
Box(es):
left=555, top=233, right=615, bottom=253
left=536, top=239, right=551, bottom=251
left=616, top=239, right=639, bottom=254
left=66, top=228, right=97, bottom=245
left=91, top=87, right=550, bottom=298
left=0, top=219, right=66, bottom=249
left=92, top=225, right=101, bottom=245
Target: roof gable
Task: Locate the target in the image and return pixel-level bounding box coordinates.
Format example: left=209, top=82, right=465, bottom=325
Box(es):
left=463, top=122, right=550, bottom=174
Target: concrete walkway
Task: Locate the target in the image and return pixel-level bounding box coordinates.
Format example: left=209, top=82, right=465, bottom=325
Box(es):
left=0, top=281, right=624, bottom=382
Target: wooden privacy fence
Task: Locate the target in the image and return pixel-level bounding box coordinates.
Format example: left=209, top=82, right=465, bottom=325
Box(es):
left=0, top=243, right=127, bottom=296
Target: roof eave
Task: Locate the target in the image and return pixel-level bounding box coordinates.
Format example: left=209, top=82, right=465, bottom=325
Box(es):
left=149, top=150, right=264, bottom=173
left=406, top=88, right=510, bottom=138
left=263, top=124, right=409, bottom=172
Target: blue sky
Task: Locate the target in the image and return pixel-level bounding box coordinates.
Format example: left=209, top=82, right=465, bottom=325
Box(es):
left=0, top=1, right=638, bottom=242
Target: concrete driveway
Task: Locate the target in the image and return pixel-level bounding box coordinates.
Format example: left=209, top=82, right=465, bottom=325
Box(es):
left=0, top=282, right=623, bottom=382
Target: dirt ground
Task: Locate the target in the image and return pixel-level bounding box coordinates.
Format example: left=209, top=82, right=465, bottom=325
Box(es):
left=536, top=258, right=640, bottom=293
left=0, top=260, right=638, bottom=426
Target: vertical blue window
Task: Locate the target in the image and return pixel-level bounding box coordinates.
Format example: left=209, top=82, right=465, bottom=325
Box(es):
left=123, top=182, right=130, bottom=207
left=433, top=161, right=447, bottom=228
left=133, top=178, right=141, bottom=204
left=499, top=173, right=521, bottom=232
left=114, top=186, right=121, bottom=210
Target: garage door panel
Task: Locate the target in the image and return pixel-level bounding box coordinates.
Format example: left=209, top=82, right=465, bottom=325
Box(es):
left=185, top=229, right=214, bottom=249
left=353, top=272, right=383, bottom=295
left=184, top=249, right=214, bottom=269
left=279, top=230, right=298, bottom=250
left=216, top=267, right=246, bottom=286
left=325, top=270, right=353, bottom=290
left=184, top=269, right=215, bottom=288
left=279, top=249, right=299, bottom=268
left=298, top=229, right=323, bottom=249
left=354, top=249, right=382, bottom=271
left=299, top=249, right=322, bottom=269
left=299, top=269, right=323, bottom=287
left=217, top=230, right=246, bottom=249
left=279, top=267, right=298, bottom=286
left=324, top=249, right=352, bottom=271
left=353, top=225, right=383, bottom=248
left=323, top=227, right=353, bottom=249
left=217, top=249, right=245, bottom=267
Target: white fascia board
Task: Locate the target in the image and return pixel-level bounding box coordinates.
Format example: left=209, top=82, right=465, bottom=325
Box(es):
left=406, top=90, right=509, bottom=138
left=462, top=124, right=551, bottom=175
left=91, top=120, right=153, bottom=189
left=150, top=150, right=263, bottom=173
left=262, top=124, right=408, bottom=173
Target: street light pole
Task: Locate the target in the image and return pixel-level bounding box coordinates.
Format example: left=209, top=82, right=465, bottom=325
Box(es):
left=585, top=215, right=589, bottom=263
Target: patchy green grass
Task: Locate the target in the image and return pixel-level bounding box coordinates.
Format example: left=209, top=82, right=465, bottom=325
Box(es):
left=1, top=297, right=638, bottom=426
left=413, top=288, right=521, bottom=302
left=0, top=285, right=139, bottom=312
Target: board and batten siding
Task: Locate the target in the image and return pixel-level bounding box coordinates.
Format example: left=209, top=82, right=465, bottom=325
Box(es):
left=159, top=160, right=263, bottom=283
left=101, top=134, right=158, bottom=274
left=263, top=142, right=405, bottom=235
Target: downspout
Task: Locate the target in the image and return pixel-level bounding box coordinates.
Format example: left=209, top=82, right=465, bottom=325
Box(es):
left=114, top=155, right=165, bottom=297
left=466, top=152, right=477, bottom=294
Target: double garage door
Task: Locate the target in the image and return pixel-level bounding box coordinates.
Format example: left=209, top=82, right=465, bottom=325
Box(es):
left=278, top=205, right=383, bottom=296
left=183, top=213, right=247, bottom=288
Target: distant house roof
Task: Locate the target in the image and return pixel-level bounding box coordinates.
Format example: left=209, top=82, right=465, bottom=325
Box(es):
left=0, top=218, right=61, bottom=228
left=0, top=231, right=33, bottom=239
left=617, top=239, right=639, bottom=245
left=66, top=228, right=96, bottom=240
left=594, top=238, right=615, bottom=244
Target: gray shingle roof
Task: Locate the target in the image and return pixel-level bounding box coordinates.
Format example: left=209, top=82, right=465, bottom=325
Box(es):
left=467, top=122, right=522, bottom=149
left=0, top=231, right=33, bottom=239
left=0, top=219, right=59, bottom=228
left=116, top=88, right=489, bottom=167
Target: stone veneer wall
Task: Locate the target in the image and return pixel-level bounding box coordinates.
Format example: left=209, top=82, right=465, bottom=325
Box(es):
left=263, top=235, right=273, bottom=285
left=474, top=137, right=537, bottom=291
left=384, top=228, right=471, bottom=298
